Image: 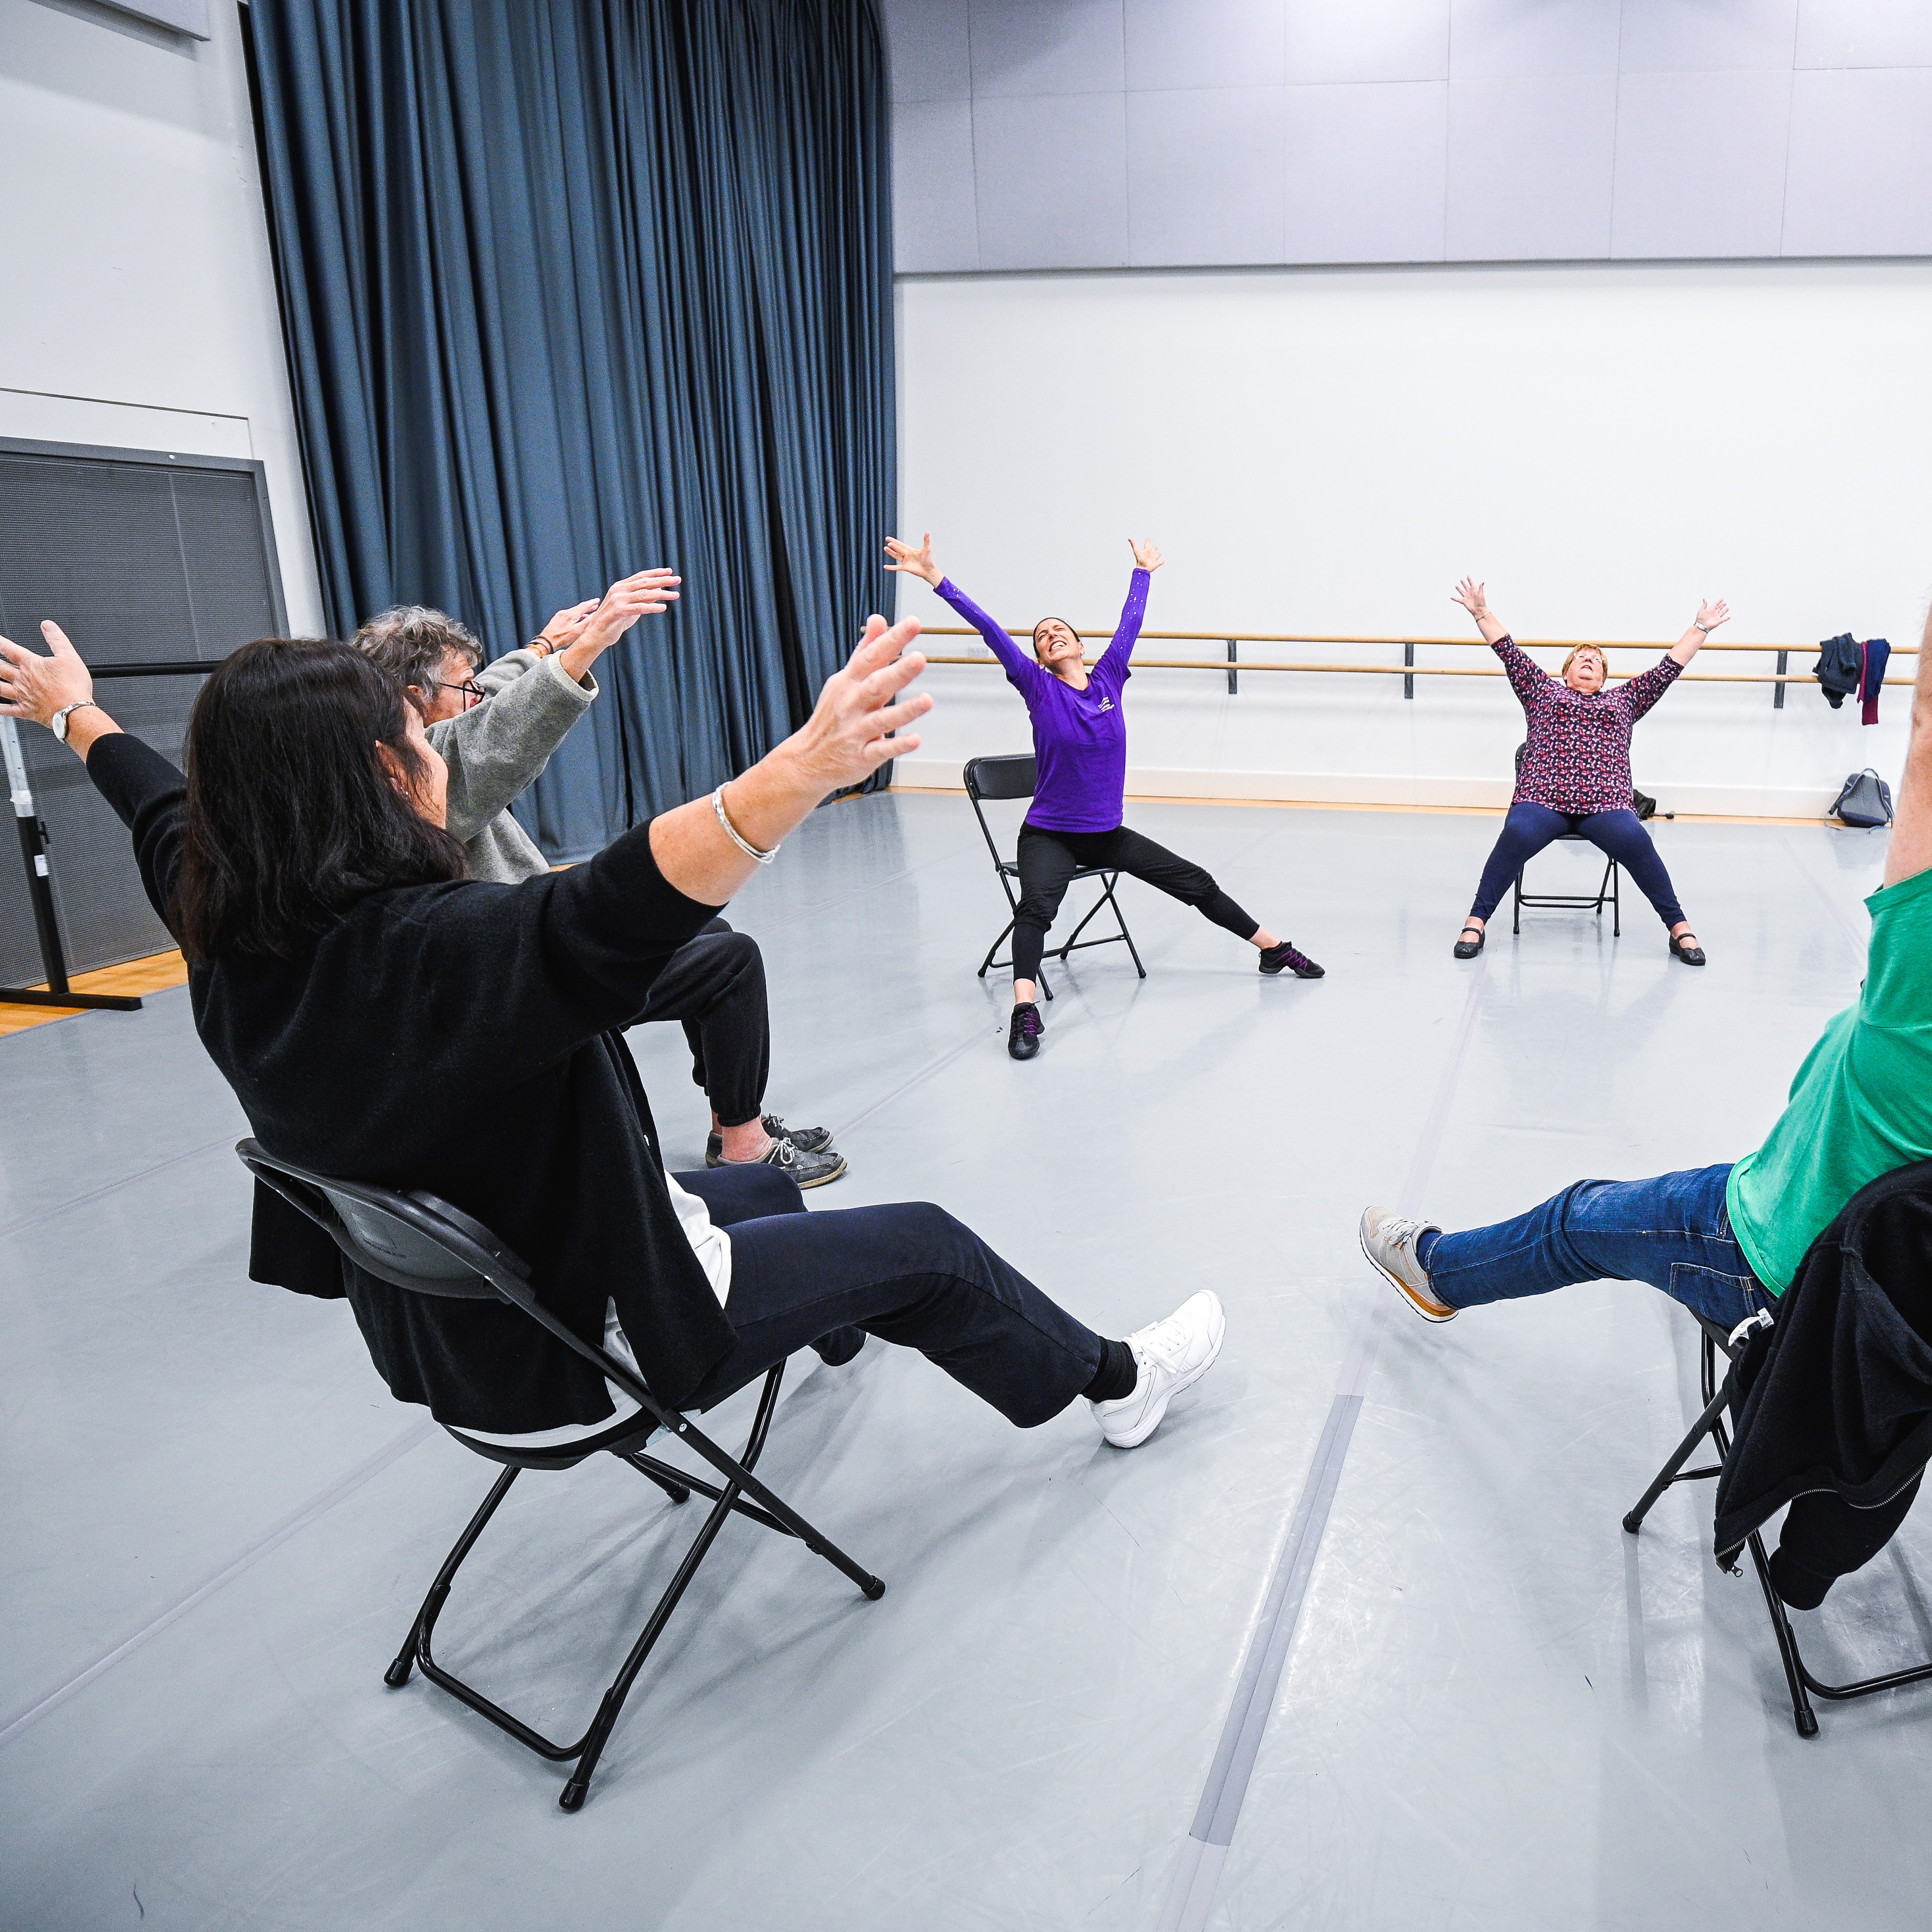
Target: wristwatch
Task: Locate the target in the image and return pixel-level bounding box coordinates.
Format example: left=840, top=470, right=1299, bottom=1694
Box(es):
left=50, top=700, right=97, bottom=743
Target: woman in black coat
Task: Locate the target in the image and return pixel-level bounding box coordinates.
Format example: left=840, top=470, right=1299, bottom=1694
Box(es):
left=0, top=605, right=1223, bottom=1451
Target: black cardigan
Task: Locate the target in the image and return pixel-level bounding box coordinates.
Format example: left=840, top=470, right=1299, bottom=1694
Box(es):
left=1714, top=1160, right=1932, bottom=1585
left=89, top=732, right=737, bottom=1432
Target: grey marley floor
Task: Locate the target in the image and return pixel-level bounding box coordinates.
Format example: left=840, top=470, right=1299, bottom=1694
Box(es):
left=5, top=791, right=1931, bottom=1932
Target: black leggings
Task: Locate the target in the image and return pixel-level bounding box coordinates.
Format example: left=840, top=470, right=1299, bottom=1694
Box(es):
left=1012, top=823, right=1257, bottom=984
left=631, top=918, right=769, bottom=1127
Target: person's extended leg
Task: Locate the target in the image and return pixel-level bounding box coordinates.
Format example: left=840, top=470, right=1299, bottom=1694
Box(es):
left=675, top=1164, right=863, bottom=1364
left=1361, top=1163, right=1766, bottom=1328
left=1089, top=826, right=1324, bottom=978
left=1575, top=809, right=1703, bottom=962
left=682, top=1198, right=1225, bottom=1447
left=1008, top=827, right=1079, bottom=1057
left=636, top=922, right=843, bottom=1185
left=1459, top=801, right=1569, bottom=953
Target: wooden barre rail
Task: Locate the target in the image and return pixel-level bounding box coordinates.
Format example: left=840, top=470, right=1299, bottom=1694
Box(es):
left=916, top=627, right=1913, bottom=709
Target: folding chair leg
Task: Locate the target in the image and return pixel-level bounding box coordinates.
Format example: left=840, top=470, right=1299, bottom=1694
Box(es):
left=386, top=1464, right=520, bottom=1688
left=978, top=918, right=1015, bottom=980
left=1512, top=870, right=1523, bottom=935
left=1744, top=1529, right=1821, bottom=1738
left=1622, top=1377, right=1732, bottom=1534
left=1110, top=884, right=1147, bottom=978
left=1611, top=861, right=1621, bottom=938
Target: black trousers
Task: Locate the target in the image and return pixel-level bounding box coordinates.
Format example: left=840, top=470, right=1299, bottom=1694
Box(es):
left=632, top=918, right=768, bottom=1127
left=676, top=1166, right=1105, bottom=1427
left=1012, top=822, right=1258, bottom=983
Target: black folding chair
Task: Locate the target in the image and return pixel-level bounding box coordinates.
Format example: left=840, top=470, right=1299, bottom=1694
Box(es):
left=963, top=753, right=1145, bottom=999
left=1622, top=1309, right=1932, bottom=1737
left=237, top=1140, right=884, bottom=1811
left=1509, top=746, right=1621, bottom=937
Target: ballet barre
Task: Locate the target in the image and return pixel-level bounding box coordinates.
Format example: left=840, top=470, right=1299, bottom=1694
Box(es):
left=916, top=629, right=1916, bottom=711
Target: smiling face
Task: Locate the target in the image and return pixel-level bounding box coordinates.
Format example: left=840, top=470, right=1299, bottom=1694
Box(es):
left=1563, top=648, right=1607, bottom=695
left=1032, top=617, right=1083, bottom=677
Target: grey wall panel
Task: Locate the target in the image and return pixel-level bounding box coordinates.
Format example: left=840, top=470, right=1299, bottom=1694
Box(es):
left=973, top=92, right=1130, bottom=267
left=1128, top=87, right=1287, bottom=266
left=968, top=0, right=1125, bottom=97
left=1283, top=81, right=1448, bottom=263
left=1795, top=0, right=1932, bottom=68
left=887, top=0, right=974, bottom=100
left=883, top=0, right=1932, bottom=272
left=1447, top=0, right=1621, bottom=77
left=1446, top=73, right=1617, bottom=259
left=894, top=100, right=982, bottom=271
left=1783, top=66, right=1932, bottom=254
left=1124, top=0, right=1286, bottom=91
left=1618, top=0, right=1801, bottom=73
left=1611, top=69, right=1793, bottom=258
left=1283, top=0, right=1449, bottom=86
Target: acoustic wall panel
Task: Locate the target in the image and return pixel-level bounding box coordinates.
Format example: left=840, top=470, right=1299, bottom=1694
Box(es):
left=0, top=440, right=285, bottom=988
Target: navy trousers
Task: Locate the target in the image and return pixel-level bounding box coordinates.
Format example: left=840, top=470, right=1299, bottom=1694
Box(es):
left=1469, top=802, right=1686, bottom=926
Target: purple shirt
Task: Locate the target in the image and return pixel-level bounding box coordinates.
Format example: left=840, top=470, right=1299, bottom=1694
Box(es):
left=1496, top=634, right=1682, bottom=815
left=937, top=569, right=1149, bottom=833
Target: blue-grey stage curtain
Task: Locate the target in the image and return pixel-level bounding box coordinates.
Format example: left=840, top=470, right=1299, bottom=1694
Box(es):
left=246, top=0, right=895, bottom=858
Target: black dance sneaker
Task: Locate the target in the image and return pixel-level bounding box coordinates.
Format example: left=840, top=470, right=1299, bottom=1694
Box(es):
left=1259, top=940, right=1324, bottom=978
left=706, top=1112, right=834, bottom=1165
left=1008, top=1002, right=1044, bottom=1061
left=720, top=1135, right=847, bottom=1188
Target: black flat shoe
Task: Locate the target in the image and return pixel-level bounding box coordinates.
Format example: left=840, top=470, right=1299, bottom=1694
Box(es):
left=1454, top=924, right=1485, bottom=960
left=1669, top=933, right=1707, bottom=966
left=1008, top=1002, right=1043, bottom=1060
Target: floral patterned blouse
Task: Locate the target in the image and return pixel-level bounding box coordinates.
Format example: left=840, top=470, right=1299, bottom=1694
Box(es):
left=1496, top=635, right=1682, bottom=815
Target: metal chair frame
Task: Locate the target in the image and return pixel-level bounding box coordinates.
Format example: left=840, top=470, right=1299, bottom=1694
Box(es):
left=1622, top=1312, right=1932, bottom=1738
left=1512, top=839, right=1621, bottom=936
left=963, top=754, right=1146, bottom=999
left=237, top=1140, right=883, bottom=1811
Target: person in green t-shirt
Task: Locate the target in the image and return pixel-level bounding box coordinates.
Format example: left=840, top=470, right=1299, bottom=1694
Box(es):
left=1358, top=599, right=1932, bottom=1329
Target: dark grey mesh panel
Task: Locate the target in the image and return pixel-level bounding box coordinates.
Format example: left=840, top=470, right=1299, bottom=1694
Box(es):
left=0, top=447, right=284, bottom=986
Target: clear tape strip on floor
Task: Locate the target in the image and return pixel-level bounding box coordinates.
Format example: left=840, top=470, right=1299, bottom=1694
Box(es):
left=0, top=1418, right=435, bottom=1751
left=1159, top=956, right=1489, bottom=1932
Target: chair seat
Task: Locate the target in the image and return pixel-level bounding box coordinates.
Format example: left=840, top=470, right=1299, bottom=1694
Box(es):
left=446, top=1412, right=665, bottom=1472
left=995, top=859, right=1117, bottom=880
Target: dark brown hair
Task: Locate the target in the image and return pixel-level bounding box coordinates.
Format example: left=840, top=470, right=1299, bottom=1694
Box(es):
left=1032, top=616, right=1081, bottom=659
left=175, top=639, right=466, bottom=960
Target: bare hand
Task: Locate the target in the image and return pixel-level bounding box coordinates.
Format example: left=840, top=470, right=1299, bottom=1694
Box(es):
left=1451, top=578, right=1491, bottom=624
left=0, top=621, right=94, bottom=728
left=1130, top=537, right=1165, bottom=572
left=536, top=598, right=600, bottom=652
left=1696, top=599, right=1729, bottom=634
left=785, top=615, right=932, bottom=792
left=577, top=569, right=681, bottom=653
left=883, top=532, right=942, bottom=587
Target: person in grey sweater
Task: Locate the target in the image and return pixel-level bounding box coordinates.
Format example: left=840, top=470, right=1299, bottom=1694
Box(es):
left=352, top=576, right=847, bottom=1187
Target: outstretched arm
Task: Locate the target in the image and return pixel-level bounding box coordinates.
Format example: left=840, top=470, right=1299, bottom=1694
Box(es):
left=1454, top=578, right=1544, bottom=708
left=1096, top=537, right=1160, bottom=675
left=1885, top=599, right=1932, bottom=888
left=885, top=531, right=1037, bottom=683
left=1667, top=598, right=1728, bottom=668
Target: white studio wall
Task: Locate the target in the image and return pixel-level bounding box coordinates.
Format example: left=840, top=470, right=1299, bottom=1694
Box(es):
left=0, top=0, right=323, bottom=631
left=893, top=259, right=1932, bottom=817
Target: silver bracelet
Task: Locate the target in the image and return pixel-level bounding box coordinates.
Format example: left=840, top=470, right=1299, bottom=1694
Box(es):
left=1692, top=621, right=1711, bottom=634
left=712, top=785, right=777, bottom=864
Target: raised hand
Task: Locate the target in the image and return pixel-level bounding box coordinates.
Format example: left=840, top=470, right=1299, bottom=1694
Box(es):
left=1451, top=578, right=1491, bottom=624
left=0, top=620, right=94, bottom=727
left=1696, top=598, right=1730, bottom=633
left=883, top=532, right=942, bottom=587
left=788, top=615, right=932, bottom=792
left=1130, top=537, right=1165, bottom=572
left=535, top=597, right=600, bottom=652
left=576, top=568, right=681, bottom=652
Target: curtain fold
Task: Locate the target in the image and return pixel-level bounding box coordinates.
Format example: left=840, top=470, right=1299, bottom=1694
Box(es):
left=248, top=0, right=895, bottom=857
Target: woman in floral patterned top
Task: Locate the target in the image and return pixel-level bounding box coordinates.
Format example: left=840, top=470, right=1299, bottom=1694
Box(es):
left=1451, top=578, right=1728, bottom=966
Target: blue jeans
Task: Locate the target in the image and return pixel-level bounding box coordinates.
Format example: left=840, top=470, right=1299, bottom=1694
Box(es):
left=1417, top=1162, right=1771, bottom=1328
left=1470, top=802, right=1686, bottom=926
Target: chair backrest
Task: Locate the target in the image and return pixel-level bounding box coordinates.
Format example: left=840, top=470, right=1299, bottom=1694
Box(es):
left=235, top=1139, right=673, bottom=1424
left=964, top=753, right=1036, bottom=803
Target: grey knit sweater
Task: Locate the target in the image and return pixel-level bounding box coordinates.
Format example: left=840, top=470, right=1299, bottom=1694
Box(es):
left=426, top=649, right=597, bottom=882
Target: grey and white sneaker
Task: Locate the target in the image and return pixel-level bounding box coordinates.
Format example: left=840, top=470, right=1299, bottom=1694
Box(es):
left=707, top=1113, right=835, bottom=1164
left=1359, top=1205, right=1455, bottom=1321
left=1091, top=1290, right=1226, bottom=1449
left=723, top=1134, right=847, bottom=1189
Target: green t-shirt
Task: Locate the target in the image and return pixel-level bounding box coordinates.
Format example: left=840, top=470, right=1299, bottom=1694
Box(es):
left=1729, top=863, right=1932, bottom=1292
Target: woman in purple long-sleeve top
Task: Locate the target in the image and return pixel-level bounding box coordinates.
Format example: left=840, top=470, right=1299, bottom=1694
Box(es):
left=886, top=531, right=1322, bottom=1061
left=1451, top=577, right=1727, bottom=965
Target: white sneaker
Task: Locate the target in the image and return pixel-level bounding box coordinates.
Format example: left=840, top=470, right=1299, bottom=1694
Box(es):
left=1359, top=1205, right=1455, bottom=1321
left=1091, top=1290, right=1226, bottom=1449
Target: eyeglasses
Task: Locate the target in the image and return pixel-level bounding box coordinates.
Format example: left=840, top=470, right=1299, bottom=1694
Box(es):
left=433, top=679, right=487, bottom=705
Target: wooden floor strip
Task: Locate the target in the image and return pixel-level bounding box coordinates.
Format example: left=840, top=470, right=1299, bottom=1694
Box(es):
left=0, top=951, right=189, bottom=1038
